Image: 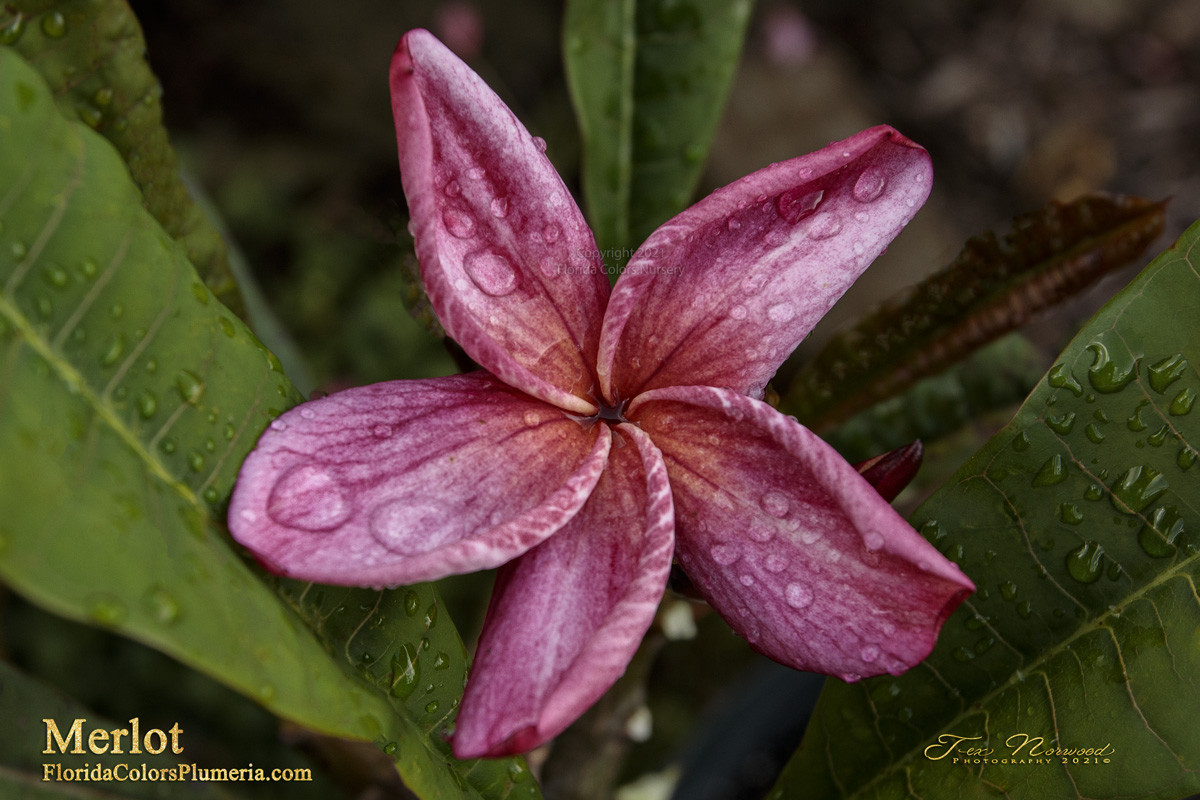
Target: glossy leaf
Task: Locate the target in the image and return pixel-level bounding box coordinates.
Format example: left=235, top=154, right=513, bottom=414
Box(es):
left=771, top=217, right=1200, bottom=799
left=0, top=49, right=535, bottom=800
left=0, top=0, right=244, bottom=315
left=563, top=0, right=753, bottom=268
left=781, top=194, right=1167, bottom=432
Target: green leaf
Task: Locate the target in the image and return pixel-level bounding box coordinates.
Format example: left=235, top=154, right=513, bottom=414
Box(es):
left=771, top=219, right=1200, bottom=799
left=0, top=48, right=536, bottom=800
left=1, top=0, right=244, bottom=315
left=564, top=0, right=753, bottom=268
left=780, top=194, right=1167, bottom=432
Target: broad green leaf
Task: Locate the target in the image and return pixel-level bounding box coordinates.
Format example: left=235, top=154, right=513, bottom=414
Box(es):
left=771, top=218, right=1200, bottom=799
left=781, top=194, right=1166, bottom=432
left=0, top=659, right=237, bottom=800
left=0, top=48, right=535, bottom=800
left=1, top=0, right=244, bottom=315
left=564, top=0, right=753, bottom=268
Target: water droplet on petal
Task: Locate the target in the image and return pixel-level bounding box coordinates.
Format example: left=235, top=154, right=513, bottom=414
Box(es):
left=442, top=208, right=475, bottom=238
left=532, top=136, right=547, bottom=153
left=767, top=303, right=795, bottom=323
left=542, top=223, right=561, bottom=243
left=852, top=168, right=887, bottom=202
left=444, top=179, right=462, bottom=197
left=523, top=410, right=540, bottom=426
left=764, top=229, right=788, bottom=247
left=373, top=424, right=393, bottom=438
left=807, top=214, right=842, bottom=240
left=748, top=525, right=773, bottom=543
left=785, top=583, right=813, bottom=609
left=463, top=250, right=518, bottom=297
left=727, top=218, right=742, bottom=231
left=370, top=499, right=461, bottom=554
left=777, top=188, right=824, bottom=224
left=739, top=573, right=755, bottom=587
left=761, top=490, right=790, bottom=518
left=765, top=554, right=788, bottom=573
left=711, top=544, right=740, bottom=565
left=489, top=196, right=510, bottom=218
left=267, top=465, right=352, bottom=531
left=729, top=304, right=748, bottom=321
left=860, top=644, right=880, bottom=663
left=864, top=531, right=884, bottom=551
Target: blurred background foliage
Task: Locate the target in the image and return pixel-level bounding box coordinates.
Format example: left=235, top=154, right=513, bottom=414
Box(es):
left=4, top=0, right=1200, bottom=798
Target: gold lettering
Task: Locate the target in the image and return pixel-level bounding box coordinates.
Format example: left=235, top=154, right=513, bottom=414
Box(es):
left=169, top=723, right=184, bottom=754
left=924, top=733, right=983, bottom=760
left=43, top=719, right=84, bottom=754
left=88, top=728, right=110, bottom=753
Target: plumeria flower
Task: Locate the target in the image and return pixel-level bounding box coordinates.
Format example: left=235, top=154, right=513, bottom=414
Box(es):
left=228, top=29, right=974, bottom=759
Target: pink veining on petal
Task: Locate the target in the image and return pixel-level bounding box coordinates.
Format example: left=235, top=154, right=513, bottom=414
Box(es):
left=453, top=424, right=675, bottom=758
left=391, top=29, right=609, bottom=414
left=597, top=126, right=933, bottom=403
left=228, top=373, right=609, bottom=587
left=631, top=385, right=973, bottom=681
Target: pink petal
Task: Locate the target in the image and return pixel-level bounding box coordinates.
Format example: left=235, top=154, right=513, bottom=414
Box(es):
left=597, top=126, right=932, bottom=402
left=391, top=30, right=609, bottom=415
left=453, top=423, right=674, bottom=758
left=630, top=385, right=973, bottom=681
left=227, top=373, right=610, bottom=587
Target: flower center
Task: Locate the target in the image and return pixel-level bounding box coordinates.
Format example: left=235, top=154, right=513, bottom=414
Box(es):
left=573, top=398, right=630, bottom=428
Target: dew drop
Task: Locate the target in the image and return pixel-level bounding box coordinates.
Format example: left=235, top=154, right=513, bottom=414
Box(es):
left=761, top=490, right=790, bottom=518
left=11, top=240, right=27, bottom=260
left=860, top=644, right=880, bottom=663
left=711, top=544, right=740, bottom=565
left=1047, top=364, right=1084, bottom=397
left=807, top=214, right=842, bottom=240
left=160, top=438, right=176, bottom=455
left=100, top=333, right=126, bottom=367
left=1148, top=353, right=1187, bottom=393
left=463, top=250, right=518, bottom=296
left=136, top=390, right=158, bottom=419
left=404, top=591, right=420, bottom=616
left=765, top=553, right=788, bottom=573
left=43, top=265, right=68, bottom=287
left=999, top=580, right=1018, bottom=601
left=1170, top=387, right=1196, bottom=416
left=270, top=419, right=288, bottom=432
left=777, top=188, right=823, bottom=224
left=203, top=487, right=219, bottom=503
left=88, top=596, right=126, bottom=626
left=425, top=700, right=440, bottom=714
left=41, top=10, right=66, bottom=37
left=489, top=196, right=510, bottom=218
left=727, top=218, right=742, bottom=231
left=542, top=222, right=562, bottom=243
left=175, top=370, right=205, bottom=404
left=467, top=166, right=486, bottom=180
left=0, top=12, right=26, bottom=44
left=729, top=304, right=748, bottom=321
left=390, top=643, right=420, bottom=700
left=442, top=208, right=475, bottom=238
left=1178, top=447, right=1197, bottom=471
left=748, top=524, right=774, bottom=543
left=532, top=136, right=547, bottom=153
left=188, top=450, right=205, bottom=472
left=144, top=585, right=181, bottom=624
left=764, top=229, right=788, bottom=247
left=1059, top=503, right=1084, bottom=525
left=1031, top=454, right=1067, bottom=486
left=443, top=179, right=462, bottom=197
left=1138, top=505, right=1185, bottom=558
left=1085, top=423, right=1105, bottom=444
left=522, top=410, right=540, bottom=427
left=1045, top=412, right=1076, bottom=435
left=1016, top=600, right=1033, bottom=619
left=785, top=582, right=813, bottom=609
left=266, top=465, right=352, bottom=531
left=1011, top=432, right=1031, bottom=451
left=370, top=499, right=461, bottom=554
left=1127, top=399, right=1150, bottom=432
left=1085, top=340, right=1139, bottom=394
left=739, top=573, right=755, bottom=587
left=1110, top=465, right=1169, bottom=514
left=852, top=168, right=887, bottom=202
left=767, top=302, right=795, bottom=322
left=1065, top=541, right=1104, bottom=584
left=298, top=407, right=315, bottom=420
left=864, top=531, right=885, bottom=551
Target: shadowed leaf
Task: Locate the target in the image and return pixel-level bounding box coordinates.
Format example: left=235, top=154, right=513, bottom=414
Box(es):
left=782, top=194, right=1167, bottom=432
left=564, top=0, right=753, bottom=270
left=0, top=0, right=244, bottom=315
left=771, top=217, right=1200, bottom=800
